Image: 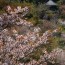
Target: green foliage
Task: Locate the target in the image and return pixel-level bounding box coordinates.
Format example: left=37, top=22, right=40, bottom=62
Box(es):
left=31, top=53, right=40, bottom=61
left=57, top=0, right=65, bottom=5
left=30, top=3, right=46, bottom=19
left=29, top=46, right=44, bottom=61
left=24, top=13, right=33, bottom=19
left=18, top=57, right=30, bottom=63
left=53, top=32, right=61, bottom=37
left=46, top=44, right=53, bottom=53
left=58, top=40, right=65, bottom=49
left=0, top=10, right=5, bottom=14
left=59, top=25, right=65, bottom=32
left=46, top=37, right=61, bottom=52
left=47, top=11, right=54, bottom=17
left=27, top=3, right=47, bottom=25
left=0, top=0, right=9, bottom=10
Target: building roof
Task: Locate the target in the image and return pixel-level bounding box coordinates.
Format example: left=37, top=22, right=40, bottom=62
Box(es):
left=46, top=0, right=57, bottom=6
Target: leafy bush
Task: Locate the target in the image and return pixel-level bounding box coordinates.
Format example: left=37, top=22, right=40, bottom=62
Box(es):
left=30, top=3, right=47, bottom=19
left=0, top=0, right=9, bottom=10
left=18, top=57, right=30, bottom=63
left=53, top=32, right=61, bottom=37
left=58, top=40, right=65, bottom=49
left=30, top=48, right=43, bottom=61
left=30, top=52, right=40, bottom=61
left=40, top=21, right=56, bottom=32
left=24, top=13, right=33, bottom=19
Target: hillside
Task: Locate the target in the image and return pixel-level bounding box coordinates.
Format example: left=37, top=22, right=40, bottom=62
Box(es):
left=0, top=0, right=65, bottom=65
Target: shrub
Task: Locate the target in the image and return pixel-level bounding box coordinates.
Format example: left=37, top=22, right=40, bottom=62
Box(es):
left=53, top=32, right=61, bottom=37
left=18, top=57, right=30, bottom=63
left=24, top=13, right=33, bottom=19
left=31, top=53, right=40, bottom=61
left=58, top=40, right=65, bottom=49
left=0, top=0, right=9, bottom=10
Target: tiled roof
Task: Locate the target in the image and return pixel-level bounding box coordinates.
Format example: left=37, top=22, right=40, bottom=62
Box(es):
left=46, top=0, right=57, bottom=6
